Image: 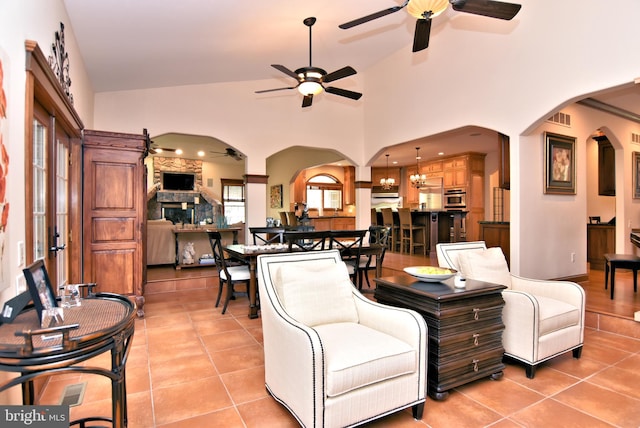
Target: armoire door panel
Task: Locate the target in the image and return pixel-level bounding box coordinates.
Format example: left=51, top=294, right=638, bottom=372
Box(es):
left=90, top=249, right=136, bottom=295
left=92, top=218, right=137, bottom=242
left=92, top=162, right=135, bottom=210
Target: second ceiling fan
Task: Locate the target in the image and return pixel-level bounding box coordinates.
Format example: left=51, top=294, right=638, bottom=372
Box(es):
left=256, top=17, right=362, bottom=108
left=339, top=0, right=522, bottom=52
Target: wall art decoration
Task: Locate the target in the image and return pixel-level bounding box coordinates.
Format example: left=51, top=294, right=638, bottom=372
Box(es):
left=270, top=184, right=283, bottom=209
left=544, top=132, right=576, bottom=195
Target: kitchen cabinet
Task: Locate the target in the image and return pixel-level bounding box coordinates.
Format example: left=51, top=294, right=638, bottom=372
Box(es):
left=83, top=130, right=147, bottom=314
left=587, top=224, right=615, bottom=270
left=443, top=157, right=467, bottom=188
left=343, top=166, right=356, bottom=205
left=310, top=216, right=355, bottom=231
left=596, top=137, right=615, bottom=196
left=499, top=133, right=510, bottom=190
left=372, top=166, right=401, bottom=186
left=479, top=222, right=510, bottom=266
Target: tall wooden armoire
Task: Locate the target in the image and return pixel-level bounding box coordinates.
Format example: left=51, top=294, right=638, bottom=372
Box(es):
left=82, top=130, right=148, bottom=315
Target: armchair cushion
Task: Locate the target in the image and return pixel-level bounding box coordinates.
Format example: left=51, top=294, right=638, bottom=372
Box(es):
left=277, top=261, right=359, bottom=327
left=314, top=322, right=416, bottom=397
left=536, top=296, right=581, bottom=336
left=456, top=247, right=512, bottom=287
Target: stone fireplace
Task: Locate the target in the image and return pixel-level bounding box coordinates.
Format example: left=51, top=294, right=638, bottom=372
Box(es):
left=148, top=156, right=222, bottom=224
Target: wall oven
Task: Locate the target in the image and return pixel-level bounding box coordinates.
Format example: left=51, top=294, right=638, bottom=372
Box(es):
left=444, top=189, right=466, bottom=210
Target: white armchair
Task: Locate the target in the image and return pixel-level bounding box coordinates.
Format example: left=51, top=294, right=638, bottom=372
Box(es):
left=257, top=249, right=428, bottom=427
left=436, top=241, right=585, bottom=379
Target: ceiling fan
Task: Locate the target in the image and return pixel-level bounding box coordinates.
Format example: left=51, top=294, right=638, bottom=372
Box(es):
left=339, top=0, right=522, bottom=52
left=148, top=142, right=179, bottom=155
left=255, top=17, right=362, bottom=108
left=210, top=147, right=243, bottom=161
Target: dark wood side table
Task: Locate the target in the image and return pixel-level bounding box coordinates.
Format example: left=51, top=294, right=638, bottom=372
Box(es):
left=604, top=253, right=640, bottom=299
left=374, top=274, right=506, bottom=400
left=0, top=293, right=136, bottom=428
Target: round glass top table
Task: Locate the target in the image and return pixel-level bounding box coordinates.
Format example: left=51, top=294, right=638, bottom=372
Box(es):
left=0, top=293, right=136, bottom=428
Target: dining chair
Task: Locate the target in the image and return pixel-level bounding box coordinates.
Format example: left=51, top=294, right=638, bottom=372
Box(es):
left=380, top=208, right=399, bottom=252
left=357, top=225, right=390, bottom=290
left=279, top=211, right=289, bottom=226
left=283, top=230, right=328, bottom=252
left=250, top=227, right=285, bottom=245
left=329, top=229, right=367, bottom=284
left=208, top=231, right=251, bottom=314
left=398, top=208, right=426, bottom=255
left=287, top=211, right=299, bottom=226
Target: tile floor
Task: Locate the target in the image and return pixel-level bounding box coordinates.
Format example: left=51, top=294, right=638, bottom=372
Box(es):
left=38, top=268, right=640, bottom=427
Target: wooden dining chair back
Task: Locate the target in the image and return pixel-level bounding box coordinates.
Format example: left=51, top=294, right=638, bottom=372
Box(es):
left=250, top=227, right=285, bottom=245
left=380, top=208, right=399, bottom=252
left=208, top=231, right=251, bottom=314
left=398, top=208, right=427, bottom=255
left=329, top=229, right=367, bottom=284
left=287, top=212, right=299, bottom=226
left=357, top=225, right=390, bottom=289
left=279, top=212, right=289, bottom=226
left=284, top=230, right=328, bottom=252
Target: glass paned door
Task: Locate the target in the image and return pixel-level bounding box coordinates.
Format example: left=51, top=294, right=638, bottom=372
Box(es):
left=55, top=135, right=69, bottom=288
left=32, top=119, right=47, bottom=261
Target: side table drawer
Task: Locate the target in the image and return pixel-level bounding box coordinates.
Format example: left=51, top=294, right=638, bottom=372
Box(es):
left=430, top=347, right=505, bottom=392
left=434, top=327, right=504, bottom=359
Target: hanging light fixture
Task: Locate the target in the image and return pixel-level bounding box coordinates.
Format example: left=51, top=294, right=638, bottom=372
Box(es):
left=380, top=154, right=395, bottom=190
left=410, top=147, right=428, bottom=188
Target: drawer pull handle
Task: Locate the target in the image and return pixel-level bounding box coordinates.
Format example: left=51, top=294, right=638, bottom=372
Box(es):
left=473, top=308, right=480, bottom=320
left=472, top=359, right=480, bottom=372
left=473, top=333, right=480, bottom=346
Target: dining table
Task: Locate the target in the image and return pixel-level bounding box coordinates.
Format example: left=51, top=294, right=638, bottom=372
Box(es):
left=224, top=240, right=384, bottom=319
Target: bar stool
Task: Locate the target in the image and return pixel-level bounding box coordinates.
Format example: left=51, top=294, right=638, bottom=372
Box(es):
left=398, top=208, right=426, bottom=255
left=381, top=208, right=399, bottom=252
left=604, top=253, right=640, bottom=299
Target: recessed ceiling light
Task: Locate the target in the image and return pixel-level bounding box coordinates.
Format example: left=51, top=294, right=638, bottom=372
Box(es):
left=197, top=150, right=205, bottom=157
left=175, top=149, right=183, bottom=155
left=438, top=152, right=444, bottom=156
left=392, top=161, right=398, bottom=164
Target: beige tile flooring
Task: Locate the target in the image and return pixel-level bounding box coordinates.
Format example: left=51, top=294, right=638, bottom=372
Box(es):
left=38, top=267, right=640, bottom=427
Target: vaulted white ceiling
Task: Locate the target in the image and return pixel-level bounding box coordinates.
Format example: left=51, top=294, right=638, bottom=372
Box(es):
left=63, top=0, right=640, bottom=167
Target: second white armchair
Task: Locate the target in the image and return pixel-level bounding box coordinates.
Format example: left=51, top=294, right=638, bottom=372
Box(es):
left=436, top=241, right=585, bottom=379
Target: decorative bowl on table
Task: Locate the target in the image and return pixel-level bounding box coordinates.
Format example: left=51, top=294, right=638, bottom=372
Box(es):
left=403, top=266, right=457, bottom=282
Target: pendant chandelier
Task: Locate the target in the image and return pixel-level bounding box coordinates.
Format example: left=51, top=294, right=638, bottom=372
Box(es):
left=380, top=154, right=395, bottom=190
left=410, top=147, right=428, bottom=188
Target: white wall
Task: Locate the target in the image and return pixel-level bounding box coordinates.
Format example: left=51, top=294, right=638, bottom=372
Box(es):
left=4, top=0, right=640, bottom=301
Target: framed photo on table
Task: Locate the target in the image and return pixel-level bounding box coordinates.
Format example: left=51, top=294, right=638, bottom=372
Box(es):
left=544, top=132, right=576, bottom=195
left=270, top=184, right=283, bottom=208
left=23, top=259, right=59, bottom=323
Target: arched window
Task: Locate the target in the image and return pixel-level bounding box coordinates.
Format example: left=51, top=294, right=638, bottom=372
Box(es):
left=306, top=174, right=343, bottom=211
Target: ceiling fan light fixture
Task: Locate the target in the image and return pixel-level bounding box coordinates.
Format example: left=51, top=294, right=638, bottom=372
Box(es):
left=297, top=70, right=324, bottom=96
left=407, top=0, right=449, bottom=18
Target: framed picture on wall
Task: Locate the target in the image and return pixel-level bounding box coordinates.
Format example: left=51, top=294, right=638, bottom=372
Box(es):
left=270, top=184, right=283, bottom=209
left=633, top=152, right=640, bottom=199
left=544, top=132, right=576, bottom=195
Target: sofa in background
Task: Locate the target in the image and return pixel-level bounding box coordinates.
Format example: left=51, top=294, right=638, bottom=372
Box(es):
left=147, top=219, right=176, bottom=265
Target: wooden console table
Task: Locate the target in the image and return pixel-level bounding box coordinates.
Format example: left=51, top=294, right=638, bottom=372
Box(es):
left=174, top=227, right=241, bottom=269
left=374, top=274, right=506, bottom=400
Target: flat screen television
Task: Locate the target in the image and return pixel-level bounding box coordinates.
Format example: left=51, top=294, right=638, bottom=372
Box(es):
left=162, top=172, right=195, bottom=191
